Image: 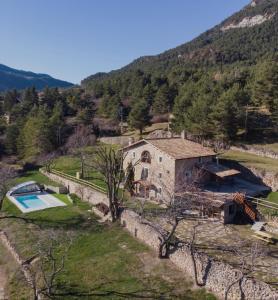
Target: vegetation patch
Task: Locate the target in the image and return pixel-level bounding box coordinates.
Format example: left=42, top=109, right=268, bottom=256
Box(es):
left=0, top=170, right=216, bottom=299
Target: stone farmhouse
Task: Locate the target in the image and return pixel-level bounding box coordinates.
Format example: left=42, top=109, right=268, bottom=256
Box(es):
left=123, top=136, right=243, bottom=223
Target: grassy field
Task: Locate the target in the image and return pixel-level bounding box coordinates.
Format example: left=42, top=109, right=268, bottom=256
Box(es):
left=0, top=171, right=216, bottom=300
left=258, top=192, right=278, bottom=217
left=123, top=122, right=169, bottom=138
left=53, top=146, right=109, bottom=191
left=221, top=150, right=278, bottom=173
left=267, top=192, right=278, bottom=203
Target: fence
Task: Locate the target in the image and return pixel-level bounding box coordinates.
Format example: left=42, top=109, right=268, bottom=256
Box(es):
left=49, top=169, right=106, bottom=194
left=247, top=195, right=278, bottom=211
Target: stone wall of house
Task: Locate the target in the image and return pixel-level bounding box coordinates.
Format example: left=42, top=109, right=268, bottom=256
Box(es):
left=40, top=170, right=109, bottom=206
left=121, top=210, right=278, bottom=300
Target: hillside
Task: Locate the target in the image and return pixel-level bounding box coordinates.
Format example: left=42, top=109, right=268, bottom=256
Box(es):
left=83, top=0, right=277, bottom=84
left=0, top=64, right=73, bottom=91
left=81, top=0, right=278, bottom=141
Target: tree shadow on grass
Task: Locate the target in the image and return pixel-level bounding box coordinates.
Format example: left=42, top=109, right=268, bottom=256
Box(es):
left=0, top=213, right=102, bottom=233
left=53, top=280, right=181, bottom=300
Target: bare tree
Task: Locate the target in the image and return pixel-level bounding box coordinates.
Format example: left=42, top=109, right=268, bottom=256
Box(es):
left=38, top=151, right=59, bottom=173
left=0, top=165, right=16, bottom=211
left=131, top=166, right=220, bottom=288
left=88, top=146, right=128, bottom=222
left=65, top=125, right=96, bottom=179
left=26, top=231, right=72, bottom=300
left=224, top=240, right=265, bottom=300
left=138, top=167, right=204, bottom=259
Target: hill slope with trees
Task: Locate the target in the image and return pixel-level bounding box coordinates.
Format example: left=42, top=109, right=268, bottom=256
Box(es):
left=81, top=0, right=278, bottom=141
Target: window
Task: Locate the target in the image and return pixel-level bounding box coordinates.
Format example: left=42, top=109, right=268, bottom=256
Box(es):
left=198, top=157, right=203, bottom=163
left=159, top=156, right=162, bottom=163
left=132, top=152, right=136, bottom=159
left=158, top=173, right=162, bottom=178
left=141, top=151, right=151, bottom=163
left=141, top=168, right=149, bottom=180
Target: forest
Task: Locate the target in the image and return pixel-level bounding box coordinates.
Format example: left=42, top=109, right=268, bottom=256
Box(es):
left=0, top=0, right=277, bottom=163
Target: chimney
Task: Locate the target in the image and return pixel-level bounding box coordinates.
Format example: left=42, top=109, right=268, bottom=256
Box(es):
left=181, top=130, right=186, bottom=139
left=128, top=137, right=134, bottom=145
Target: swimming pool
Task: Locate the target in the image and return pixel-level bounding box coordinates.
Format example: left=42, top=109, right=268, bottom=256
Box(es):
left=7, top=192, right=66, bottom=213
left=15, top=194, right=47, bottom=209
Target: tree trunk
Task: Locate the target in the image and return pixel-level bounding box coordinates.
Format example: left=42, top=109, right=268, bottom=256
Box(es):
left=190, top=243, right=201, bottom=286
left=81, top=158, right=84, bottom=179
left=0, top=196, right=4, bottom=211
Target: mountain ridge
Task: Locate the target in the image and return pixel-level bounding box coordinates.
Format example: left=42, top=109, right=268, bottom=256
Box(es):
left=82, top=0, right=277, bottom=86
left=0, top=63, right=73, bottom=92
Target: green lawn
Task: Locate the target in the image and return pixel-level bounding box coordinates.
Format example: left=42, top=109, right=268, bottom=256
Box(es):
left=221, top=150, right=278, bottom=173
left=14, top=170, right=62, bottom=187
left=267, top=192, right=278, bottom=203
left=1, top=170, right=216, bottom=300
left=53, top=153, right=107, bottom=191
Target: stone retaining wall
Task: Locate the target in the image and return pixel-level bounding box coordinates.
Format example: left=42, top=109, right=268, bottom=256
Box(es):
left=248, top=167, right=278, bottom=192
left=229, top=146, right=278, bottom=191
left=231, top=146, right=278, bottom=160
left=40, top=170, right=109, bottom=206
left=44, top=184, right=68, bottom=194
left=99, top=136, right=131, bottom=146
left=0, top=231, right=33, bottom=288
left=121, top=210, right=278, bottom=300
left=42, top=170, right=278, bottom=299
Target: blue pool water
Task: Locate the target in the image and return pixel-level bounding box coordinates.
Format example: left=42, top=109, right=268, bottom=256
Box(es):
left=15, top=194, right=46, bottom=209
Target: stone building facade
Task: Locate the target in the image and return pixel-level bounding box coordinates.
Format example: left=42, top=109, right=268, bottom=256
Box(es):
left=123, top=137, right=216, bottom=200
left=122, top=137, right=241, bottom=223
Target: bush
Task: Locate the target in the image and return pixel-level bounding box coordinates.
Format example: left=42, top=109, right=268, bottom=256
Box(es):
left=69, top=193, right=80, bottom=204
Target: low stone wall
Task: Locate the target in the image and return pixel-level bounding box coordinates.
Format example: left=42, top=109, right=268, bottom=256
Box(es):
left=44, top=184, right=68, bottom=194
left=42, top=170, right=278, bottom=299
left=99, top=136, right=131, bottom=146
left=0, top=231, right=33, bottom=288
left=40, top=170, right=109, bottom=206
left=121, top=210, right=278, bottom=300
left=248, top=167, right=278, bottom=192
left=264, top=216, right=278, bottom=233
left=231, top=146, right=278, bottom=160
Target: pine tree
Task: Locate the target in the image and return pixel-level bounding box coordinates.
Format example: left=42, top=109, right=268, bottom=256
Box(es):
left=19, top=107, right=54, bottom=159
left=128, top=99, right=150, bottom=135
left=152, top=84, right=170, bottom=114
left=252, top=59, right=278, bottom=112
left=3, top=89, right=19, bottom=113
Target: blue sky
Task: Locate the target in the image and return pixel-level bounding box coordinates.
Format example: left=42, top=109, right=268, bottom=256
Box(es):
left=0, top=0, right=249, bottom=84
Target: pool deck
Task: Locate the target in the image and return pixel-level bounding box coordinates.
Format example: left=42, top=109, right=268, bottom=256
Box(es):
left=7, top=192, right=66, bottom=213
